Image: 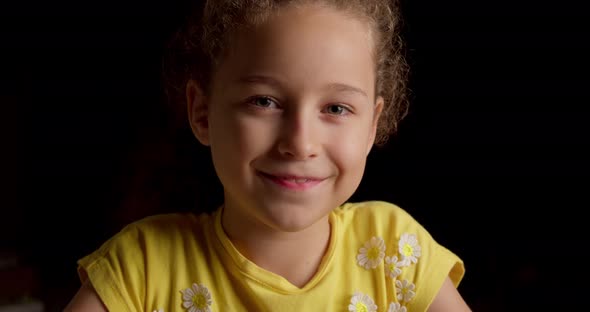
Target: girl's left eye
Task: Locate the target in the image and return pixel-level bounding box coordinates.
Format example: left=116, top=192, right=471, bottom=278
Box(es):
left=324, top=104, right=350, bottom=115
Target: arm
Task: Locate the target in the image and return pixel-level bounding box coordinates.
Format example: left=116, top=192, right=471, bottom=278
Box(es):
left=427, top=276, right=471, bottom=312
left=64, top=279, right=109, bottom=312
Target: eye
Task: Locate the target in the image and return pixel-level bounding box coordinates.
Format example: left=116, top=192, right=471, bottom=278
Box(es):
left=324, top=104, right=351, bottom=116
left=249, top=96, right=279, bottom=109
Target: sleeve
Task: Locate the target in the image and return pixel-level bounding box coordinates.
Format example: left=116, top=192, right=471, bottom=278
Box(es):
left=77, top=224, right=146, bottom=312
left=392, top=208, right=465, bottom=311
left=404, top=243, right=464, bottom=311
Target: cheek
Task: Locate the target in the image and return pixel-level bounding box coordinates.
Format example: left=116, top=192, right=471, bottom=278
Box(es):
left=210, top=111, right=277, bottom=158
left=326, top=135, right=368, bottom=203
left=328, top=129, right=370, bottom=174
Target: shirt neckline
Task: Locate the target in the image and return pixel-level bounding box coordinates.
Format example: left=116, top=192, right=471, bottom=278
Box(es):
left=212, top=207, right=339, bottom=294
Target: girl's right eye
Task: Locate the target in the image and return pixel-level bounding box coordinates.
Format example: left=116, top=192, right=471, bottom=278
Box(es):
left=248, top=96, right=279, bottom=109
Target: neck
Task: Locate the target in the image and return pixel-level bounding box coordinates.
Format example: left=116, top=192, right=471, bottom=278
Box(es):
left=221, top=204, right=332, bottom=288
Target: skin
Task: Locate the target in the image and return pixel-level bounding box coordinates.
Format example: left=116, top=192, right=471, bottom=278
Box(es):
left=65, top=4, right=471, bottom=311
left=64, top=280, right=107, bottom=312
left=189, top=4, right=382, bottom=288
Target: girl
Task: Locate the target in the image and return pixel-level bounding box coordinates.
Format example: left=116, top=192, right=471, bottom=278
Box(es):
left=66, top=0, right=470, bottom=311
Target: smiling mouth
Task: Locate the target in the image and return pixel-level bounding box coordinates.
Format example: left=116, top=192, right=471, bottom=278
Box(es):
left=257, top=171, right=325, bottom=190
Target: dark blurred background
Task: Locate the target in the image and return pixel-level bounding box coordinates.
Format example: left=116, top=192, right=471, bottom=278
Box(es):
left=6, top=0, right=590, bottom=311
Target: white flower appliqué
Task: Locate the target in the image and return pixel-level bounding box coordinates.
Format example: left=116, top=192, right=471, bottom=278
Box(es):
left=357, top=236, right=386, bottom=269
left=181, top=283, right=213, bottom=312
left=398, top=233, right=421, bottom=265
left=348, top=291, right=378, bottom=312
left=395, top=279, right=416, bottom=303
left=387, top=302, right=407, bottom=312
left=384, top=255, right=406, bottom=279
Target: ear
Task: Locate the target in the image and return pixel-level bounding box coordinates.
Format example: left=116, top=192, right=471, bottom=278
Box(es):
left=186, top=79, right=210, bottom=146
left=366, top=96, right=384, bottom=155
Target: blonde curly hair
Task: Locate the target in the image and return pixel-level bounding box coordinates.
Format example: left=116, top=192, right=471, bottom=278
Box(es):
left=163, top=0, right=409, bottom=145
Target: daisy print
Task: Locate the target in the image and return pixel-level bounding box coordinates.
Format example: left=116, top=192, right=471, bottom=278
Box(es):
left=348, top=291, right=378, bottom=312
left=384, top=255, right=406, bottom=279
left=357, top=236, right=386, bottom=269
left=395, top=279, right=416, bottom=303
left=387, top=302, right=407, bottom=312
left=398, top=233, right=421, bottom=265
left=180, top=283, right=213, bottom=312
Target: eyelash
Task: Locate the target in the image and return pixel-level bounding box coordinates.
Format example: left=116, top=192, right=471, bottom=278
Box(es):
left=246, top=96, right=352, bottom=116
left=323, top=104, right=352, bottom=116
left=247, top=96, right=279, bottom=109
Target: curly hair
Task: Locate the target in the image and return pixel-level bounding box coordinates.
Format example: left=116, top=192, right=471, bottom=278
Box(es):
left=163, top=0, right=409, bottom=145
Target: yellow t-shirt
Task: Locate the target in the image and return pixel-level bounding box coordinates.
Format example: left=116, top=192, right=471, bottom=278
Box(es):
left=78, top=201, right=464, bottom=312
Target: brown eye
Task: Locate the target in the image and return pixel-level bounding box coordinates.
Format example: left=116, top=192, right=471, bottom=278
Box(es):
left=253, top=96, right=277, bottom=108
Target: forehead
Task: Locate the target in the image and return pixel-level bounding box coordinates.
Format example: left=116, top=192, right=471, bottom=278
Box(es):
left=213, top=5, right=376, bottom=98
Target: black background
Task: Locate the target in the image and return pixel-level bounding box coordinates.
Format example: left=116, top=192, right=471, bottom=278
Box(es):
left=7, top=0, right=590, bottom=310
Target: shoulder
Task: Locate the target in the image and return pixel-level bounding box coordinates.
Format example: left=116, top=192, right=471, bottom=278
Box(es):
left=334, top=200, right=422, bottom=235
left=78, top=212, right=207, bottom=268
left=86, top=212, right=206, bottom=256
left=76, top=212, right=215, bottom=311
left=335, top=201, right=466, bottom=311
left=89, top=211, right=215, bottom=262
left=335, top=200, right=429, bottom=245
left=128, top=212, right=207, bottom=234
left=335, top=200, right=412, bottom=219
left=124, top=212, right=207, bottom=240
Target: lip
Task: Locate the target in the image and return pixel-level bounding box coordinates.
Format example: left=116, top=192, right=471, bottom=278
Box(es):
left=257, top=171, right=326, bottom=191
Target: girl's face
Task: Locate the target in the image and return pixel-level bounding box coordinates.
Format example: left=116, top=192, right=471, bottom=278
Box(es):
left=189, top=4, right=383, bottom=232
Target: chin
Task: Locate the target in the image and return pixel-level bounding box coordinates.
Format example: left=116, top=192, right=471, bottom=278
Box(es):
left=260, top=203, right=329, bottom=233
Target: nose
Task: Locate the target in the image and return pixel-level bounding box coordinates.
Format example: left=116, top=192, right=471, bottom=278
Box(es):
left=277, top=110, right=319, bottom=160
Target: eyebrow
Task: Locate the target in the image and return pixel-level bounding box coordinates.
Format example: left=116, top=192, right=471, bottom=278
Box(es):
left=237, top=75, right=282, bottom=88
left=237, top=75, right=368, bottom=99
left=324, top=82, right=368, bottom=99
